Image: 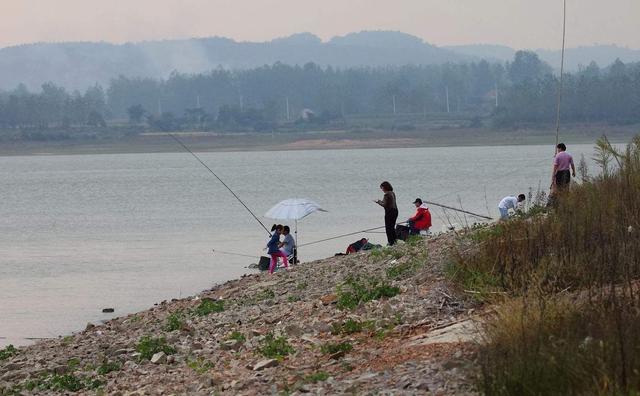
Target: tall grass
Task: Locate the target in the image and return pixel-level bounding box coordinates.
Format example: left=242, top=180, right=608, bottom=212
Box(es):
left=454, top=136, right=640, bottom=394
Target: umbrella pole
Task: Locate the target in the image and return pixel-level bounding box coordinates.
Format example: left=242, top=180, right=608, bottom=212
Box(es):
left=294, top=219, right=298, bottom=264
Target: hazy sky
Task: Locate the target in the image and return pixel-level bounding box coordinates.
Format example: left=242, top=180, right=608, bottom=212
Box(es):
left=1, top=0, right=638, bottom=50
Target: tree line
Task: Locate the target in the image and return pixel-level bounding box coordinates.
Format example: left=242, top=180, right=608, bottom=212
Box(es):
left=0, top=51, right=638, bottom=137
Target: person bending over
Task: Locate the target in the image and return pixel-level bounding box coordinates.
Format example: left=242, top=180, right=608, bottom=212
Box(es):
left=498, top=194, right=526, bottom=220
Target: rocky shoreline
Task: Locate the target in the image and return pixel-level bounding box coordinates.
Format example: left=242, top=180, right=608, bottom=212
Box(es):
left=0, top=233, right=480, bottom=395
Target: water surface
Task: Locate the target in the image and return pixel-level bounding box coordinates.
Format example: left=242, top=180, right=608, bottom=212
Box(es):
left=0, top=144, right=599, bottom=346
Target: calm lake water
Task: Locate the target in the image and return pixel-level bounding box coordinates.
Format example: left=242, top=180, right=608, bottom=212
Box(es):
left=0, top=144, right=600, bottom=346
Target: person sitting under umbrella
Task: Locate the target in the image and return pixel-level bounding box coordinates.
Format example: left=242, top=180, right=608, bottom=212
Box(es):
left=279, top=225, right=297, bottom=264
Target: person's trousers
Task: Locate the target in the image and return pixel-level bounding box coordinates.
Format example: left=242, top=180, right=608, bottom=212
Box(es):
left=269, top=251, right=289, bottom=274
left=385, top=208, right=399, bottom=245
left=498, top=207, right=509, bottom=220
left=555, top=169, right=571, bottom=188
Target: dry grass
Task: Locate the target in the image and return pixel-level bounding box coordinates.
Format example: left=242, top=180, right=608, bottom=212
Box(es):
left=453, top=136, right=640, bottom=395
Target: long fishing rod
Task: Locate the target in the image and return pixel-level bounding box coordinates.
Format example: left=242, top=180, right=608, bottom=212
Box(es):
left=212, top=249, right=260, bottom=259
left=299, top=225, right=387, bottom=247
left=301, top=199, right=493, bottom=247
left=424, top=200, right=492, bottom=220
left=554, top=0, right=567, bottom=149
left=169, top=133, right=271, bottom=235
left=299, top=222, right=411, bottom=247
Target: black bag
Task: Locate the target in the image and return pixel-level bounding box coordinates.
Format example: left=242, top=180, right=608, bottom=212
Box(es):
left=258, top=256, right=271, bottom=271
left=395, top=225, right=410, bottom=241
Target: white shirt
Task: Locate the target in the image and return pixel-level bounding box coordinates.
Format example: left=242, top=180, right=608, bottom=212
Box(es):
left=498, top=196, right=518, bottom=210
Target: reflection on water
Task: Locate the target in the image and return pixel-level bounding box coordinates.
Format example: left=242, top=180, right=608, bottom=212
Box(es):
left=0, top=144, right=599, bottom=346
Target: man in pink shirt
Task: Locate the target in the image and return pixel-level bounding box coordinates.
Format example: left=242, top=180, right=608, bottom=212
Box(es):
left=552, top=143, right=575, bottom=189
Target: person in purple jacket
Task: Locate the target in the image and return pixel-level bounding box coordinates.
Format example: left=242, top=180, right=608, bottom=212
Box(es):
left=552, top=143, right=576, bottom=190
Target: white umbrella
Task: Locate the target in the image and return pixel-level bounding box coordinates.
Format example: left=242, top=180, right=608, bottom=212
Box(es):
left=264, top=198, right=327, bottom=262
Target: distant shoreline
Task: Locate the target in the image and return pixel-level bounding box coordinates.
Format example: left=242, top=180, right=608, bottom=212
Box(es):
left=0, top=125, right=637, bottom=156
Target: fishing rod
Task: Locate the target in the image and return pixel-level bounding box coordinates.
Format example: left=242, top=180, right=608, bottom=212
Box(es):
left=169, top=133, right=271, bottom=235
left=301, top=199, right=493, bottom=247
left=424, top=200, right=492, bottom=220
left=554, top=0, right=567, bottom=149
left=299, top=222, right=411, bottom=247
left=212, top=249, right=260, bottom=259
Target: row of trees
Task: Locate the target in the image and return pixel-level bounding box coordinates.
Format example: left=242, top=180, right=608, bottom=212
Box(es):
left=0, top=51, right=639, bottom=133
left=0, top=83, right=107, bottom=129
left=497, top=58, right=640, bottom=126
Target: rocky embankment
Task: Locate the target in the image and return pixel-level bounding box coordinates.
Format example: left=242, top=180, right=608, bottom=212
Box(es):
left=0, top=233, right=480, bottom=395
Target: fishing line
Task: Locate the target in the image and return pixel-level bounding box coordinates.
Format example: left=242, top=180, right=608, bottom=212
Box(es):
left=212, top=249, right=260, bottom=259
left=299, top=223, right=406, bottom=247
left=300, top=196, right=494, bottom=247
left=423, top=200, right=492, bottom=220
left=169, top=133, right=271, bottom=235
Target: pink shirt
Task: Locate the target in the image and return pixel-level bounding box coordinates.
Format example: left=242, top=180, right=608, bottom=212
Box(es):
left=554, top=151, right=574, bottom=171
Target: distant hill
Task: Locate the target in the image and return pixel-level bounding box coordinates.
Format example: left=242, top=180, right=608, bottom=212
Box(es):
left=536, top=45, right=640, bottom=70
left=0, top=31, right=467, bottom=91
left=442, top=44, right=516, bottom=63
left=444, top=44, right=640, bottom=70
left=2, top=31, right=638, bottom=92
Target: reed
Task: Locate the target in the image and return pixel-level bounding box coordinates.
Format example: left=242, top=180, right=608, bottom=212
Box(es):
left=454, top=136, right=640, bottom=394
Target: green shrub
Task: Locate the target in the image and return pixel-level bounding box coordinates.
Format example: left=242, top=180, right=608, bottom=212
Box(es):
left=336, top=276, right=400, bottom=310
left=386, top=258, right=424, bottom=280
left=24, top=373, right=103, bottom=392
left=228, top=331, right=246, bottom=343
left=66, top=357, right=81, bottom=370
left=135, top=336, right=176, bottom=361
left=444, top=261, right=500, bottom=301
left=320, top=342, right=353, bottom=355
left=304, top=371, right=329, bottom=383
left=97, top=360, right=121, bottom=375
left=255, top=289, right=276, bottom=300
left=331, top=319, right=374, bottom=335
left=258, top=333, right=295, bottom=360
left=165, top=311, right=185, bottom=331
left=194, top=299, right=225, bottom=316
left=187, top=357, right=214, bottom=374
left=0, top=344, right=18, bottom=360
left=369, top=246, right=404, bottom=262
left=405, top=235, right=424, bottom=247
left=469, top=222, right=506, bottom=242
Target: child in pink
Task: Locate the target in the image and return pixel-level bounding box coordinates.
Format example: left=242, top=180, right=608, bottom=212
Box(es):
left=267, top=224, right=289, bottom=274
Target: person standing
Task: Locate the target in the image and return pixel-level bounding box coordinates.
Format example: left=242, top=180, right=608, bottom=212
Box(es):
left=267, top=224, right=289, bottom=274
left=498, top=194, right=526, bottom=220
left=376, top=181, right=398, bottom=245
left=552, top=143, right=576, bottom=190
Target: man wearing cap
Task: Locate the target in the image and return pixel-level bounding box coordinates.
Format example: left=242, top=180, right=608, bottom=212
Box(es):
left=407, top=198, right=432, bottom=235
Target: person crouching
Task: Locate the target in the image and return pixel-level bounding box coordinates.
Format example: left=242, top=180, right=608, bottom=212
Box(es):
left=498, top=194, right=526, bottom=220
left=408, top=198, right=432, bottom=235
